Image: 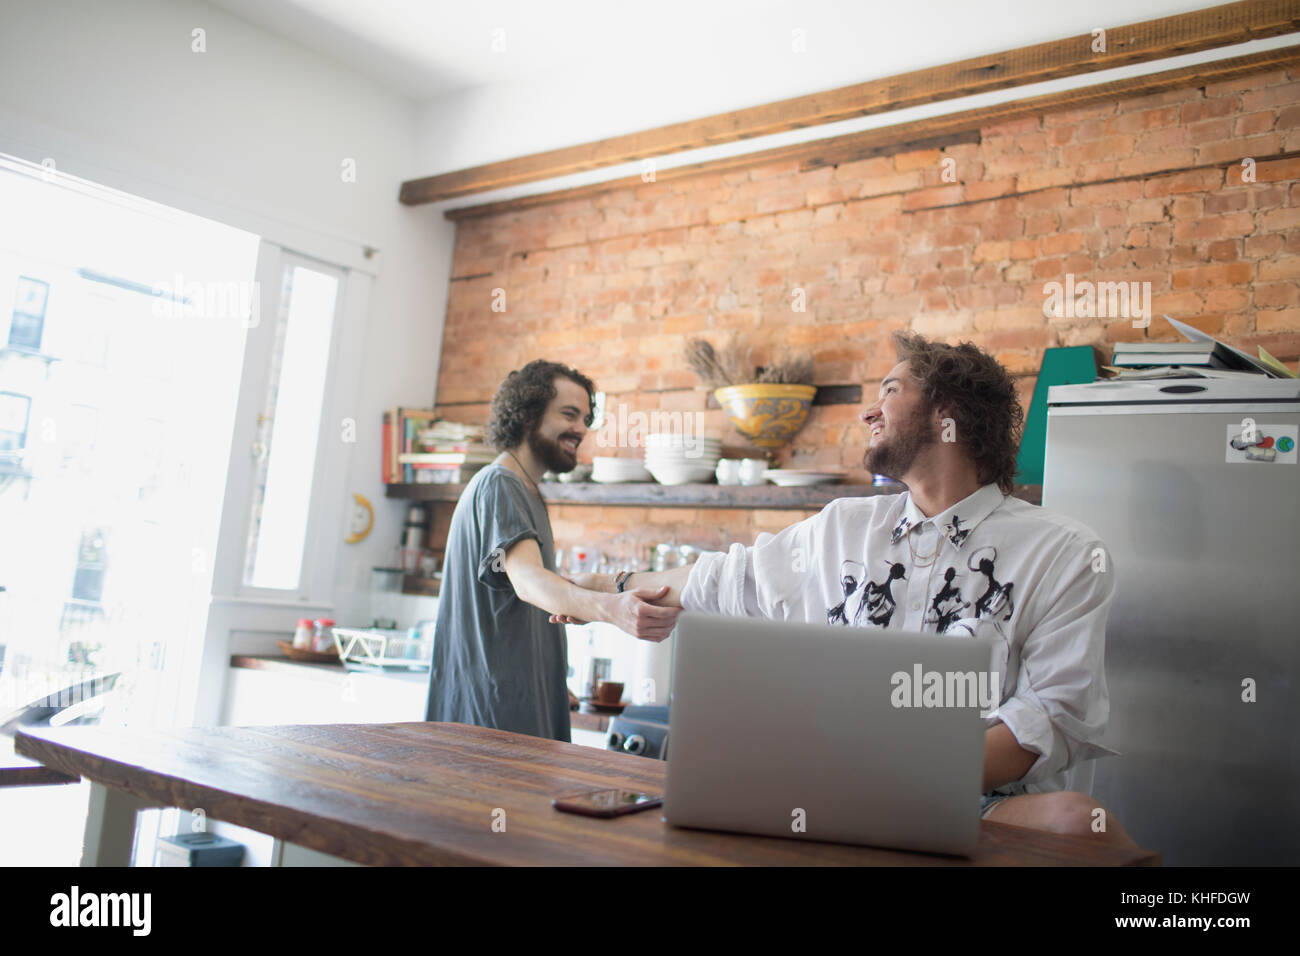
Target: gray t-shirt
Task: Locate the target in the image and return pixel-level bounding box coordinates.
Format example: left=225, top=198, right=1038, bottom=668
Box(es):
left=424, top=464, right=571, bottom=742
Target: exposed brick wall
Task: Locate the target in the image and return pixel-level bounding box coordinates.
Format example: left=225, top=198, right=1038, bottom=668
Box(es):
left=433, top=66, right=1300, bottom=556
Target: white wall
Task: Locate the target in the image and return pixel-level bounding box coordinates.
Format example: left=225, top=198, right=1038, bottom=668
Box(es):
left=408, top=3, right=1295, bottom=209
left=0, top=0, right=454, bottom=666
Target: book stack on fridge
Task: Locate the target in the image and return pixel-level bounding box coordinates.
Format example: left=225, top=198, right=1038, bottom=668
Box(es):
left=383, top=409, right=495, bottom=484
left=1110, top=341, right=1230, bottom=369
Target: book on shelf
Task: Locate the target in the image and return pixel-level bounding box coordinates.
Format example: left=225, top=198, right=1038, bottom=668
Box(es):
left=384, top=408, right=495, bottom=484
left=411, top=462, right=486, bottom=485
left=399, top=451, right=497, bottom=465
left=381, top=411, right=393, bottom=483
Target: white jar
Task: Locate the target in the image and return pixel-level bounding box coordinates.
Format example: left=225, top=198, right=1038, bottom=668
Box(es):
left=292, top=618, right=314, bottom=650
left=312, top=619, right=336, bottom=654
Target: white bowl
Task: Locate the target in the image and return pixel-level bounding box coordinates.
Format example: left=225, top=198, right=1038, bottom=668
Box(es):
left=763, top=469, right=845, bottom=487
left=646, top=433, right=721, bottom=443
left=647, top=442, right=728, bottom=452
left=648, top=463, right=717, bottom=485
left=645, top=451, right=720, bottom=462
left=592, top=460, right=653, bottom=482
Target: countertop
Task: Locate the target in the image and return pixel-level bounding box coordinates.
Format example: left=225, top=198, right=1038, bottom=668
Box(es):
left=229, top=655, right=613, bottom=732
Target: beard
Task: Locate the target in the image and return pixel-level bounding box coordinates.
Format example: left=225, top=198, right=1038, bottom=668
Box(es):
left=528, top=427, right=580, bottom=474
left=863, top=404, right=937, bottom=481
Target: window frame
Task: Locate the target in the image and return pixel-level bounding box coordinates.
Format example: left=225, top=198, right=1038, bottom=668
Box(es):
left=7, top=275, right=50, bottom=352
left=0, top=390, right=32, bottom=453
left=208, top=242, right=369, bottom=608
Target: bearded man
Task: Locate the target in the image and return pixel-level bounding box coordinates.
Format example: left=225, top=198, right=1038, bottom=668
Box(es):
left=559, top=333, right=1138, bottom=847
left=424, top=360, right=679, bottom=741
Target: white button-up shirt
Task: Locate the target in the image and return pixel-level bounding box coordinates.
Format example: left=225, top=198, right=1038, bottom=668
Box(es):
left=680, top=483, right=1117, bottom=795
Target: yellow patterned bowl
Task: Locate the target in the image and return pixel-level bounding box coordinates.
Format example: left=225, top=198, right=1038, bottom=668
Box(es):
left=714, top=384, right=818, bottom=450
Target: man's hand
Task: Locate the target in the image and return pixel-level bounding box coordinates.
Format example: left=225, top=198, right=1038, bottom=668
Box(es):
left=603, top=585, right=680, bottom=642
left=550, top=613, right=588, bottom=625
left=502, top=540, right=680, bottom=640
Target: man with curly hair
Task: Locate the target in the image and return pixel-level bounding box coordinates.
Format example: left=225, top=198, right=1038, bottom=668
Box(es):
left=425, top=359, right=679, bottom=741
left=561, top=332, right=1139, bottom=847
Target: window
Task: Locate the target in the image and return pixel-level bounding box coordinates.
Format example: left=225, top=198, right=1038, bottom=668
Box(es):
left=71, top=527, right=109, bottom=603
left=241, top=260, right=341, bottom=590
left=0, top=391, right=31, bottom=452
left=8, top=275, right=49, bottom=350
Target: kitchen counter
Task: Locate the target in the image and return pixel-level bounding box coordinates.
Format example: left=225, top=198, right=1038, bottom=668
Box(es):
left=231, top=654, right=427, bottom=684
left=228, top=655, right=613, bottom=733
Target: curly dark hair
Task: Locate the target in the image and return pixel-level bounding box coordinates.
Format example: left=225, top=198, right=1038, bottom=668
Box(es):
left=892, top=332, right=1024, bottom=494
left=488, top=360, right=596, bottom=451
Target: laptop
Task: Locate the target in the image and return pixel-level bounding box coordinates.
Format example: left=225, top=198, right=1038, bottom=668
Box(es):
left=663, top=612, right=995, bottom=856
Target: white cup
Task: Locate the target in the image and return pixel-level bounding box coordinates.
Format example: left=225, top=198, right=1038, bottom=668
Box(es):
left=738, top=459, right=767, bottom=486
left=715, top=459, right=740, bottom=485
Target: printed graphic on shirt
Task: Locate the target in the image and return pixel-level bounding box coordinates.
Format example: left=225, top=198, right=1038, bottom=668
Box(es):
left=827, top=559, right=907, bottom=627
left=945, top=515, right=972, bottom=547
left=828, top=559, right=866, bottom=625
left=826, top=515, right=1017, bottom=633
left=860, top=562, right=907, bottom=626
left=925, top=567, right=971, bottom=632
left=890, top=516, right=910, bottom=545
left=968, top=546, right=1015, bottom=622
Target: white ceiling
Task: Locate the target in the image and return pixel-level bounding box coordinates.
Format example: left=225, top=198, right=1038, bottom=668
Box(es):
left=208, top=0, right=1214, bottom=105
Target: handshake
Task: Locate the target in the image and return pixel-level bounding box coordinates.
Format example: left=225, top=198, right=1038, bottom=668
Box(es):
left=548, top=569, right=688, bottom=643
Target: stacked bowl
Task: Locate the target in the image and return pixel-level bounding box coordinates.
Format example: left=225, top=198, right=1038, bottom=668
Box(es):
left=591, top=456, right=653, bottom=483
left=644, top=433, right=722, bottom=485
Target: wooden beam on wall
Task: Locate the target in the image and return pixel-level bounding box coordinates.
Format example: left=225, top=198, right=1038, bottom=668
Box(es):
left=402, top=0, right=1300, bottom=206
left=444, top=44, right=1300, bottom=221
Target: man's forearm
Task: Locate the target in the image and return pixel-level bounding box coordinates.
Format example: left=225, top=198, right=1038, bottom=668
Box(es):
left=584, top=566, right=690, bottom=607
left=513, top=565, right=619, bottom=621
left=982, top=722, right=1039, bottom=792
left=510, top=562, right=680, bottom=642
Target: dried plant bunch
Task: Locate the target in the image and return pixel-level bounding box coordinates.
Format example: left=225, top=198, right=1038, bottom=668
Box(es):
left=684, top=337, right=753, bottom=389
left=755, top=351, right=815, bottom=385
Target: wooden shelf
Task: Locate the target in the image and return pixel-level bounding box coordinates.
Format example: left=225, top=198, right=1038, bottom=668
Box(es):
left=386, top=483, right=465, bottom=503
left=401, top=574, right=440, bottom=597
left=386, top=481, right=1043, bottom=509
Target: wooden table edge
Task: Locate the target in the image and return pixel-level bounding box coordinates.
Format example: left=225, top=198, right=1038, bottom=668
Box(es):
left=14, top=724, right=1161, bottom=867
left=14, top=727, right=494, bottom=866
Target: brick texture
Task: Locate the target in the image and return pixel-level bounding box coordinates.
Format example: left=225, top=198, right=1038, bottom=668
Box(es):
left=435, top=67, right=1300, bottom=554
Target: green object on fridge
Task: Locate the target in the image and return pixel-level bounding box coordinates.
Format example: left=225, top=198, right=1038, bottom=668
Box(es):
left=1015, top=345, right=1102, bottom=486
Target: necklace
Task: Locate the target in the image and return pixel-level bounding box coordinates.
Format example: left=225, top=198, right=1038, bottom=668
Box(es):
left=906, top=525, right=944, bottom=567
left=506, top=450, right=547, bottom=510
left=905, top=528, right=945, bottom=631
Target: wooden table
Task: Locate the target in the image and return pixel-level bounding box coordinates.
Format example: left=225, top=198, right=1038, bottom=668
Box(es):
left=15, top=722, right=1159, bottom=866
left=1, top=735, right=78, bottom=787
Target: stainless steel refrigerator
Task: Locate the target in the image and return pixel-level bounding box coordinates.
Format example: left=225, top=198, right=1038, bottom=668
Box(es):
left=1043, top=377, right=1300, bottom=865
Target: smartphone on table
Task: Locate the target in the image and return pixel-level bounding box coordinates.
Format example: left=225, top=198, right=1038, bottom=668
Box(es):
left=552, top=788, right=663, bottom=818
